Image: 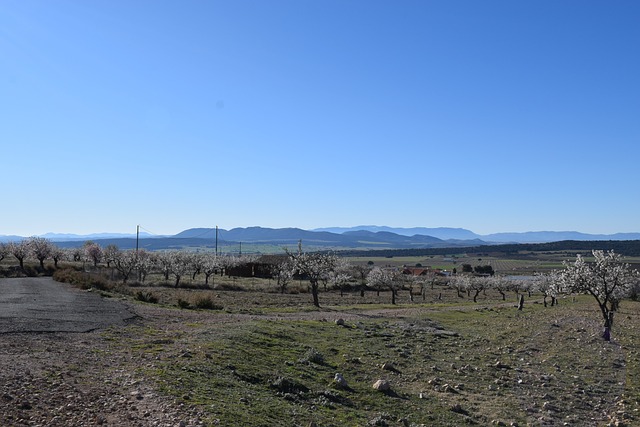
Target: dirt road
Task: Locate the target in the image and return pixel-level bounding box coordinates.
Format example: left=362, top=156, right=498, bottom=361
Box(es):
left=0, top=277, right=210, bottom=426
left=0, top=277, right=136, bottom=333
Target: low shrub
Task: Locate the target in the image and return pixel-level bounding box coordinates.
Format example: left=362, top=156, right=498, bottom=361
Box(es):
left=23, top=265, right=39, bottom=277
left=52, top=268, right=112, bottom=291
left=300, top=347, right=324, bottom=365
left=135, top=291, right=158, bottom=304
left=177, top=299, right=191, bottom=309
left=216, top=282, right=244, bottom=291
left=193, top=294, right=223, bottom=310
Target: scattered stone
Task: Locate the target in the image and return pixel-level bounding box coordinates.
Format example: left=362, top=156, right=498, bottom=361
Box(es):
left=333, top=373, right=348, bottom=389
left=335, top=318, right=345, bottom=326
left=442, top=384, right=457, bottom=394
left=373, top=380, right=391, bottom=391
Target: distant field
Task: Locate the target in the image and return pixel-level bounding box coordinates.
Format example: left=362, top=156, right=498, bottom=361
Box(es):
left=345, top=252, right=567, bottom=274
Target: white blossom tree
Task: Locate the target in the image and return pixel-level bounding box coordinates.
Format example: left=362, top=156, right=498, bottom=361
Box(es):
left=270, top=258, right=295, bottom=294
left=8, top=240, right=30, bottom=270
left=189, top=253, right=205, bottom=281
left=330, top=259, right=353, bottom=297
left=218, top=254, right=240, bottom=277
left=27, top=237, right=54, bottom=269
left=103, top=244, right=120, bottom=268
left=468, top=276, right=489, bottom=303
left=83, top=241, right=103, bottom=267
left=533, top=272, right=560, bottom=307
left=490, top=275, right=513, bottom=301
left=350, top=264, right=372, bottom=297
left=286, top=248, right=337, bottom=307
left=168, top=251, right=190, bottom=288
left=154, top=251, right=173, bottom=281
left=112, top=249, right=138, bottom=284
left=559, top=250, right=639, bottom=340
left=51, top=246, right=67, bottom=268
left=201, top=253, right=222, bottom=287
left=367, top=267, right=400, bottom=304
left=449, top=275, right=470, bottom=299
left=71, top=247, right=83, bottom=262
left=136, top=249, right=153, bottom=283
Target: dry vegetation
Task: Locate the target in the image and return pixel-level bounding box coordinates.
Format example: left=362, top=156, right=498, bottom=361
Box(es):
left=2, top=254, right=640, bottom=426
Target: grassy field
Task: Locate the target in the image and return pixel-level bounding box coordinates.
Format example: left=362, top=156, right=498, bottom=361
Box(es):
left=3, top=252, right=640, bottom=426
left=347, top=253, right=564, bottom=274
left=101, top=284, right=640, bottom=427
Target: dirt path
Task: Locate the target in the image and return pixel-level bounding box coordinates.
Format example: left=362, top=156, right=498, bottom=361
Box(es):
left=0, top=277, right=136, bottom=333
left=0, top=279, right=208, bottom=426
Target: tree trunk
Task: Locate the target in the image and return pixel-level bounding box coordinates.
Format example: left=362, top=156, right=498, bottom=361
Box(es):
left=518, top=294, right=524, bottom=311
left=311, top=281, right=320, bottom=307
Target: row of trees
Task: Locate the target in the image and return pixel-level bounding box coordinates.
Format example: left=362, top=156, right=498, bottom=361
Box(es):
left=2, top=239, right=638, bottom=340
left=0, top=239, right=250, bottom=287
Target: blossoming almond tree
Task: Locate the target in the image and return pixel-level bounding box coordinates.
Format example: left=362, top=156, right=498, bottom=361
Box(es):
left=286, top=248, right=337, bottom=307
left=366, top=267, right=400, bottom=304
left=112, top=249, right=138, bottom=284
left=533, top=271, right=560, bottom=307
left=8, top=240, right=30, bottom=270
left=270, top=258, right=295, bottom=294
left=27, top=236, right=54, bottom=269
left=558, top=250, right=639, bottom=341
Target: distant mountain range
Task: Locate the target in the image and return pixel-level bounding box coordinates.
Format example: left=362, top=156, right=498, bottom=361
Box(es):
left=1, top=226, right=639, bottom=251
left=313, top=226, right=640, bottom=243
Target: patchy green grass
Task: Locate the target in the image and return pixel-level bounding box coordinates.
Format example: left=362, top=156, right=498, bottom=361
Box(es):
left=107, top=295, right=640, bottom=427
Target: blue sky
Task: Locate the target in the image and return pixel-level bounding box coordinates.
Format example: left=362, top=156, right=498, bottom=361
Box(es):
left=1, top=0, right=639, bottom=236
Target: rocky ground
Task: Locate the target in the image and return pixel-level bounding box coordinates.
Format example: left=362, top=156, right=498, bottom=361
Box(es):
left=0, top=304, right=210, bottom=427
left=2, top=286, right=639, bottom=427
left=0, top=295, right=382, bottom=427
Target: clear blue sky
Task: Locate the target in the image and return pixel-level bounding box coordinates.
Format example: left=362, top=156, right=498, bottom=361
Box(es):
left=1, top=1, right=639, bottom=236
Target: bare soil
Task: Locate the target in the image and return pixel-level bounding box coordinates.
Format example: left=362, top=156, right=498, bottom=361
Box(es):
left=1, top=279, right=638, bottom=426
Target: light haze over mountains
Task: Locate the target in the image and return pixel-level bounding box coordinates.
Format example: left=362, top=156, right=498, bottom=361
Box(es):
left=1, top=226, right=639, bottom=246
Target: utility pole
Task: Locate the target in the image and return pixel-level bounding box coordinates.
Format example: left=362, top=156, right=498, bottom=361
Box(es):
left=215, top=225, right=218, bottom=256
left=136, top=225, right=139, bottom=253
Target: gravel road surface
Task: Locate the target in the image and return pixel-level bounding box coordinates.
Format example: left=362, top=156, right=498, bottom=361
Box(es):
left=0, top=277, right=136, bottom=333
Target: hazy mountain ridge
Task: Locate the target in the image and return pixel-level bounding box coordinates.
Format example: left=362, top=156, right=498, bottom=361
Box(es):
left=313, top=226, right=640, bottom=243
left=1, top=226, right=639, bottom=250
left=314, top=226, right=479, bottom=240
